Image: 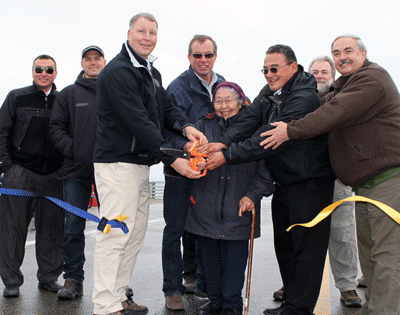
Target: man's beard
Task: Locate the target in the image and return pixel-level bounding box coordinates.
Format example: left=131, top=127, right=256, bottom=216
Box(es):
left=317, top=78, right=334, bottom=95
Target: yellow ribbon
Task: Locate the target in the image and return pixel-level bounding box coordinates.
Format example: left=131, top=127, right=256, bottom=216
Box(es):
left=287, top=196, right=400, bottom=232
left=103, top=215, right=129, bottom=234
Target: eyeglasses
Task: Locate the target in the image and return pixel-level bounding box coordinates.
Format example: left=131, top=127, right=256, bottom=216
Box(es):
left=191, top=53, right=215, bottom=59
left=214, top=98, right=237, bottom=106
left=261, top=64, right=290, bottom=75
left=34, top=66, right=54, bottom=74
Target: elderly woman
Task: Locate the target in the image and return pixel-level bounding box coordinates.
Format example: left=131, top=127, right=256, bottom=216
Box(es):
left=185, top=82, right=275, bottom=315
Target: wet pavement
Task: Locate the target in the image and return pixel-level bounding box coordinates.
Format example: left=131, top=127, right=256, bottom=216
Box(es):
left=0, top=197, right=374, bottom=314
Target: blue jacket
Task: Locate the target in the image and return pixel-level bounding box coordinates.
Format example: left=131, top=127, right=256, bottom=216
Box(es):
left=164, top=66, right=224, bottom=177
left=165, top=66, right=225, bottom=150
left=185, top=112, right=275, bottom=240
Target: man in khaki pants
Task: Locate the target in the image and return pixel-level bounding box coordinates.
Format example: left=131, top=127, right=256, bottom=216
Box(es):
left=92, top=13, right=206, bottom=315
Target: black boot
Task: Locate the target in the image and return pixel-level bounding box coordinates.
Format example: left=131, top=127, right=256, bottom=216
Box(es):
left=197, top=301, right=223, bottom=315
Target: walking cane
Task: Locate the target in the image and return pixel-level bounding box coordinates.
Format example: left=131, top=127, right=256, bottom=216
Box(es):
left=239, top=206, right=256, bottom=315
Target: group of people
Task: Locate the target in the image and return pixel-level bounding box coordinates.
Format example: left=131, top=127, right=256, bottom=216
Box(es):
left=0, top=11, right=399, bottom=315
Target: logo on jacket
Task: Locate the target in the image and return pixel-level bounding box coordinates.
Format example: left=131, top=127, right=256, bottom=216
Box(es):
left=153, top=78, right=161, bottom=87
left=75, top=103, right=89, bottom=107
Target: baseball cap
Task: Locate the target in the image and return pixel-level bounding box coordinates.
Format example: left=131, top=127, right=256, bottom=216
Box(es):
left=82, top=45, right=104, bottom=59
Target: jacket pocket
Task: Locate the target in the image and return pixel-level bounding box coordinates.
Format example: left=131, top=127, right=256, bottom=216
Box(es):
left=13, top=107, right=48, bottom=155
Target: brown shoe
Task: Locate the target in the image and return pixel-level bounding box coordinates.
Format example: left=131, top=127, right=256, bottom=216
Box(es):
left=58, top=279, right=83, bottom=300
left=357, top=276, right=367, bottom=288
left=165, top=293, right=185, bottom=310
left=122, top=298, right=149, bottom=314
left=340, top=290, right=362, bottom=307
left=273, top=286, right=284, bottom=301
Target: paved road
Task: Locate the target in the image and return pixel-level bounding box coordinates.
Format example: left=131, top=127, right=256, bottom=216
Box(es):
left=0, top=197, right=371, bottom=314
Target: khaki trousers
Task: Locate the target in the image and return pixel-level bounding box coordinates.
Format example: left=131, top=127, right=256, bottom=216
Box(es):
left=92, top=162, right=150, bottom=314
left=356, top=174, right=400, bottom=315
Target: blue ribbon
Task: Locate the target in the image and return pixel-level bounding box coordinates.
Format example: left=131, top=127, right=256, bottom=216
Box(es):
left=0, top=188, right=129, bottom=234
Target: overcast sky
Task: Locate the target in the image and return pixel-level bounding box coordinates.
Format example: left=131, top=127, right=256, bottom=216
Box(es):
left=1, top=0, right=399, bottom=180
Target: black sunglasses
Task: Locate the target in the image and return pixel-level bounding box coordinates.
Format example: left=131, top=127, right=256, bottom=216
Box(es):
left=261, top=64, right=290, bottom=75
left=34, top=66, right=54, bottom=74
left=191, top=53, right=215, bottom=59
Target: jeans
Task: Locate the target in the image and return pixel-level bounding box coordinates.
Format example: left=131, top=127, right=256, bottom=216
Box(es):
left=62, top=178, right=94, bottom=283
left=162, top=176, right=205, bottom=296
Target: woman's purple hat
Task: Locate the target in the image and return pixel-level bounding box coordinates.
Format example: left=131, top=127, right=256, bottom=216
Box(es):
left=212, top=81, right=247, bottom=106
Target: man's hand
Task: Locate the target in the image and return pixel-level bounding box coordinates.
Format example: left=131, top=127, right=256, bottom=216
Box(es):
left=170, top=158, right=204, bottom=179
left=260, top=122, right=289, bottom=149
left=184, top=126, right=208, bottom=146
left=205, top=151, right=226, bottom=171
left=183, top=141, right=208, bottom=154
left=238, top=196, right=255, bottom=213
left=207, top=142, right=227, bottom=153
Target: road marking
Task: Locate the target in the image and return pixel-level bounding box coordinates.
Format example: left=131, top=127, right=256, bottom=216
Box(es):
left=314, top=255, right=330, bottom=314
left=25, top=218, right=165, bottom=247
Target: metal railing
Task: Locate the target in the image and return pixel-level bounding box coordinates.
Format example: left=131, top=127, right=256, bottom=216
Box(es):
left=150, top=181, right=165, bottom=199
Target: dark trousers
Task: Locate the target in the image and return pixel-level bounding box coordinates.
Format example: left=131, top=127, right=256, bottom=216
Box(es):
left=162, top=176, right=205, bottom=295
left=62, top=178, right=95, bottom=283
left=197, top=235, right=248, bottom=309
left=0, top=163, right=64, bottom=286
left=272, top=178, right=334, bottom=315
left=182, top=231, right=197, bottom=279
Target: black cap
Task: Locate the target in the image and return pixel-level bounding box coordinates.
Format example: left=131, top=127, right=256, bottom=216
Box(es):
left=82, top=45, right=104, bottom=59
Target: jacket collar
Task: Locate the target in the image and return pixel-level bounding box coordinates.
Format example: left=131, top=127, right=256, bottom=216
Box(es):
left=74, top=70, right=97, bottom=90
left=333, top=58, right=372, bottom=90
left=124, top=41, right=157, bottom=70
left=32, top=82, right=57, bottom=96
left=187, top=66, right=222, bottom=95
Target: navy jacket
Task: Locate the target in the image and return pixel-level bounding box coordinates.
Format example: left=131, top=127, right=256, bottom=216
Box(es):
left=164, top=66, right=224, bottom=177
left=50, top=71, right=97, bottom=180
left=94, top=42, right=191, bottom=166
left=220, top=65, right=334, bottom=186
left=0, top=83, right=62, bottom=175
left=185, top=112, right=275, bottom=241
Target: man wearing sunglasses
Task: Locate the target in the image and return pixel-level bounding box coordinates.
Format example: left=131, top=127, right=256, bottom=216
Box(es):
left=161, top=34, right=225, bottom=311
left=271, top=56, right=363, bottom=309
left=0, top=55, right=64, bottom=298
left=206, top=44, right=335, bottom=315
left=49, top=45, right=106, bottom=301
left=262, top=34, right=400, bottom=315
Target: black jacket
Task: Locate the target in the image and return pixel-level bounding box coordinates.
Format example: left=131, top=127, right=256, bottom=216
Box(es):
left=0, top=83, right=62, bottom=175
left=220, top=65, right=334, bottom=186
left=93, top=42, right=190, bottom=166
left=185, top=113, right=275, bottom=240
left=49, top=71, right=97, bottom=180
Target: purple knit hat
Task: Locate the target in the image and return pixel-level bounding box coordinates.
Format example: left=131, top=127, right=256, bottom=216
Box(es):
left=212, top=81, right=248, bottom=106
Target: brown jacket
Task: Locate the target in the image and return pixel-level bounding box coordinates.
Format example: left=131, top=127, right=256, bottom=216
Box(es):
left=287, top=59, right=400, bottom=187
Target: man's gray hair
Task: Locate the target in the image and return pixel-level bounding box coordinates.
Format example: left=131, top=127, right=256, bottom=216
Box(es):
left=129, top=13, right=158, bottom=29
left=188, top=35, right=217, bottom=55
left=308, top=56, right=336, bottom=78
left=331, top=34, right=366, bottom=52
